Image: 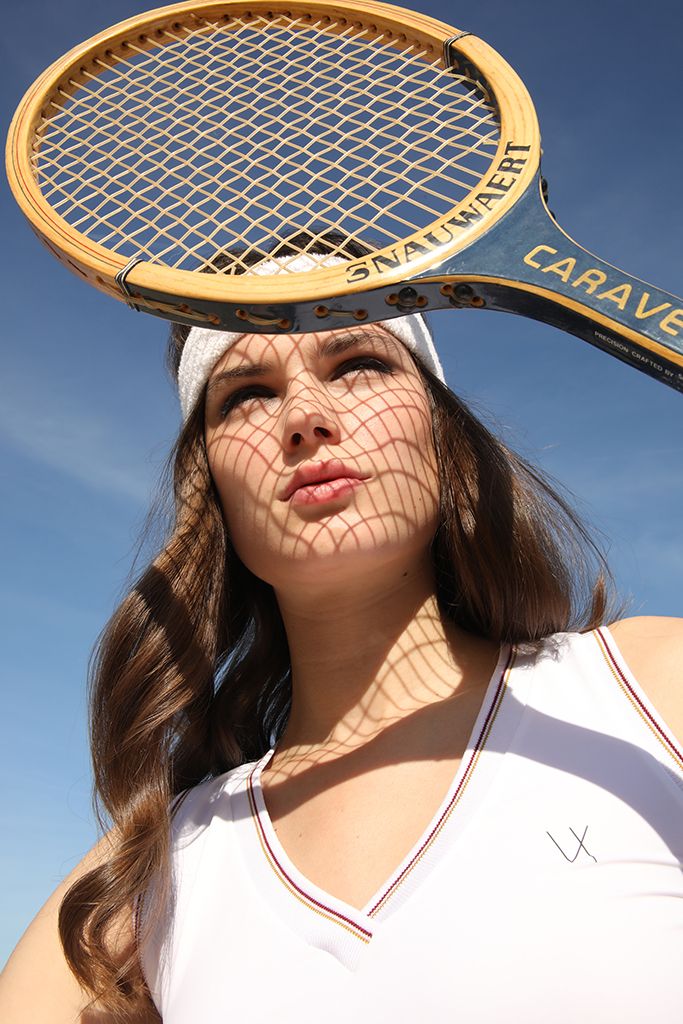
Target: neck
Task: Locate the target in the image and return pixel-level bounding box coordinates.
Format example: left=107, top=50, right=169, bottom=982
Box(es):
left=273, top=556, right=497, bottom=760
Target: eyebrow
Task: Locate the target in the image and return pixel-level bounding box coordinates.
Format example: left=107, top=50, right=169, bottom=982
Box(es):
left=205, top=330, right=395, bottom=397
left=317, top=330, right=392, bottom=358
left=205, top=361, right=274, bottom=398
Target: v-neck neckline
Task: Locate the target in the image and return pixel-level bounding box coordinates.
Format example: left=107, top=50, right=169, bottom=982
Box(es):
left=231, top=643, right=521, bottom=966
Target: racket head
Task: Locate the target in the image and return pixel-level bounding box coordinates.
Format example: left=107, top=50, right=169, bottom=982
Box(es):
left=6, top=0, right=540, bottom=328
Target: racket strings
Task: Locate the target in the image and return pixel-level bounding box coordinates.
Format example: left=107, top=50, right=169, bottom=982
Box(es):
left=42, top=24, right=486, bottom=227
left=40, top=22, right=493, bottom=205
left=151, top=22, right=495, bottom=268
left=32, top=9, right=501, bottom=274
left=104, top=22, right=455, bottom=258
left=36, top=19, right=497, bottom=268
left=40, top=14, right=488, bottom=170
left=37, top=12, right=497, bottom=260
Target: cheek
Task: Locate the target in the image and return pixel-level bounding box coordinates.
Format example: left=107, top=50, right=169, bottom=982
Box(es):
left=206, top=427, right=276, bottom=535
left=336, top=387, right=440, bottom=550
left=353, top=379, right=432, bottom=439
left=355, top=388, right=438, bottom=492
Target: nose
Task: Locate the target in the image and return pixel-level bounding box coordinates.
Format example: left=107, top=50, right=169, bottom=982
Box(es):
left=281, top=381, right=341, bottom=453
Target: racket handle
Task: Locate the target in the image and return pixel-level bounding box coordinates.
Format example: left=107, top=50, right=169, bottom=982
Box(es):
left=436, top=176, right=683, bottom=392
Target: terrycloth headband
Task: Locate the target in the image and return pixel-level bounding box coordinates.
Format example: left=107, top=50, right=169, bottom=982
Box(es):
left=177, top=255, right=445, bottom=421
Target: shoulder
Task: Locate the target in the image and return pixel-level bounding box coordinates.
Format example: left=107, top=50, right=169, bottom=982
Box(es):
left=0, top=829, right=142, bottom=1024
left=605, top=616, right=683, bottom=742
left=607, top=615, right=683, bottom=674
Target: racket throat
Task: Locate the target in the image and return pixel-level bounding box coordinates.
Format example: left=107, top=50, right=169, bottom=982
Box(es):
left=426, top=175, right=683, bottom=392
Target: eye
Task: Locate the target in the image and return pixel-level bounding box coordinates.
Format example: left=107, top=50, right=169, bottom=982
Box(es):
left=218, top=385, right=274, bottom=418
left=333, top=356, right=394, bottom=380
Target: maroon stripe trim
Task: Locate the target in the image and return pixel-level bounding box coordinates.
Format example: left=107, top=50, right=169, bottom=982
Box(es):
left=247, top=767, right=373, bottom=940
left=366, top=644, right=515, bottom=916
left=597, top=627, right=683, bottom=765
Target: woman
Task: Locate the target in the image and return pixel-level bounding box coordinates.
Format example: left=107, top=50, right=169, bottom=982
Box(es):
left=1, top=234, right=682, bottom=1023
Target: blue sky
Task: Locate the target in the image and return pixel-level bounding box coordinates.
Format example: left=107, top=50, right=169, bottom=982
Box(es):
left=1, top=0, right=682, bottom=964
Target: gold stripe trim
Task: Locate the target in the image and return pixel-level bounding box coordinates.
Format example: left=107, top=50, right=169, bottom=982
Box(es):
left=369, top=645, right=516, bottom=916
left=247, top=773, right=372, bottom=943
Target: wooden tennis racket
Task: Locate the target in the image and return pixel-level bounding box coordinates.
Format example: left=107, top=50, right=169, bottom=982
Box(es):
left=6, top=0, right=683, bottom=392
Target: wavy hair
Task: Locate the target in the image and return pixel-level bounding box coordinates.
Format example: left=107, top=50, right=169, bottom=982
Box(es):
left=58, top=233, right=616, bottom=1021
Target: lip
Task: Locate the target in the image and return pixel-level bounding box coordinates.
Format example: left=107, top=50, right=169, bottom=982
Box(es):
left=280, top=460, right=369, bottom=502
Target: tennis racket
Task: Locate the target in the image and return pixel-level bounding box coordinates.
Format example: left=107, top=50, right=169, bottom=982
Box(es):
left=6, top=0, right=683, bottom=392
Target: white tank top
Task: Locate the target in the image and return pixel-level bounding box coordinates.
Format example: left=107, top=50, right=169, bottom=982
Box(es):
left=138, top=628, right=683, bottom=1022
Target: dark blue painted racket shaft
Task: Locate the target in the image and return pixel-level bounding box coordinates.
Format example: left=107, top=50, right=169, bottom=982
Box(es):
left=426, top=177, right=683, bottom=392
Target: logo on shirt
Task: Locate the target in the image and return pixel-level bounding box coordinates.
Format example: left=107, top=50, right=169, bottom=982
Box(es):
left=546, top=825, right=597, bottom=863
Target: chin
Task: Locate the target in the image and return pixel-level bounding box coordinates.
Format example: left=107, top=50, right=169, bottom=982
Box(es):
left=243, top=516, right=437, bottom=593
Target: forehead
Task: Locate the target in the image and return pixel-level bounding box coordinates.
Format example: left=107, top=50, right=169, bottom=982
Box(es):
left=211, top=325, right=407, bottom=374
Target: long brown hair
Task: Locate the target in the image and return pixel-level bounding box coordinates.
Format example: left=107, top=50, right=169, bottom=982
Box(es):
left=58, top=236, right=616, bottom=1021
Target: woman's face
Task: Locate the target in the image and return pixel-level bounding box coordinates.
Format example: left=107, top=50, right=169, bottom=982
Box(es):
left=203, top=325, right=440, bottom=593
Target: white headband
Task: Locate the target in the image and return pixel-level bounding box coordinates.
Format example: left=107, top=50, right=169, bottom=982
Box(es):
left=177, top=255, right=445, bottom=421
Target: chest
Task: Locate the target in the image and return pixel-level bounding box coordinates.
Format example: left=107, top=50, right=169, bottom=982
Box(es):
left=158, top=753, right=683, bottom=1024
left=262, top=755, right=467, bottom=911
left=258, top=666, right=498, bottom=911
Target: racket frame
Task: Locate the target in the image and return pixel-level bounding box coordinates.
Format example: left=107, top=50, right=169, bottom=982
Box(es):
left=6, top=0, right=539, bottom=320
left=7, top=0, right=682, bottom=391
